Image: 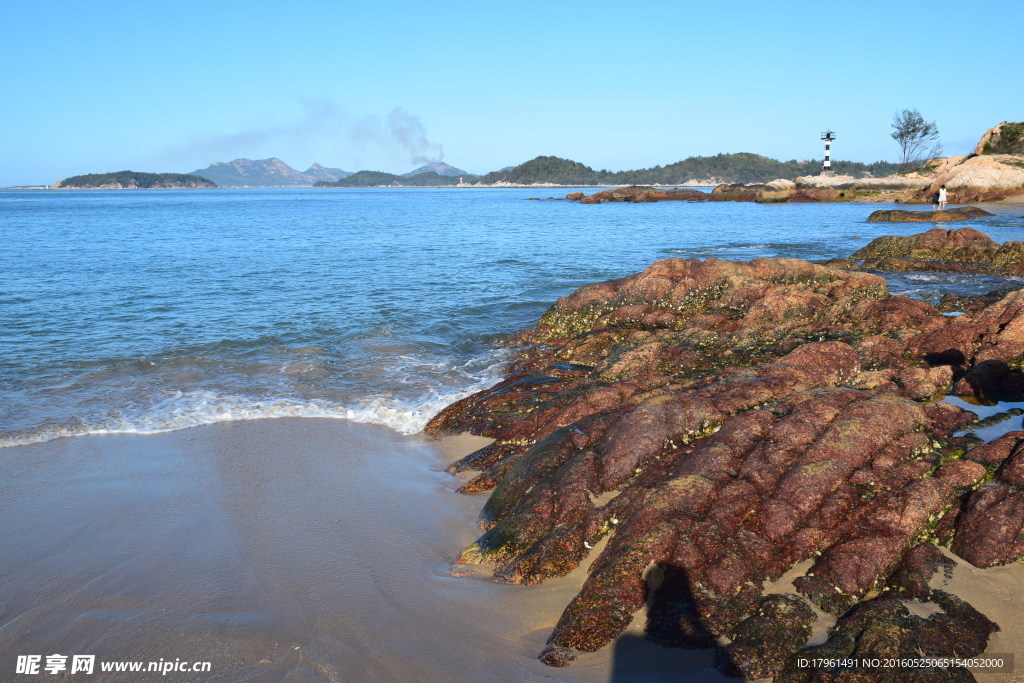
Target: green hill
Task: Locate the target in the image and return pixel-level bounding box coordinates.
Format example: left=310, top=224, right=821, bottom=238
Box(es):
left=53, top=171, right=216, bottom=189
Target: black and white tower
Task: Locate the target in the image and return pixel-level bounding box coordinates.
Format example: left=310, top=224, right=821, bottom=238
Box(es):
left=821, top=130, right=836, bottom=175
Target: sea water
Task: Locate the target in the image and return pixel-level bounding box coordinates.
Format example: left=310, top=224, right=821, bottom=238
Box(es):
left=3, top=188, right=1023, bottom=446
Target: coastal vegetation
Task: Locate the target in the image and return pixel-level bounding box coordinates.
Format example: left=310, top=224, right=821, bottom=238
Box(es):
left=53, top=171, right=216, bottom=189
left=981, top=122, right=1024, bottom=155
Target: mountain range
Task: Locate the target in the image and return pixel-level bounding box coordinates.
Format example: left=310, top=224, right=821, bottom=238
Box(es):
left=189, top=158, right=353, bottom=187
left=187, top=158, right=472, bottom=187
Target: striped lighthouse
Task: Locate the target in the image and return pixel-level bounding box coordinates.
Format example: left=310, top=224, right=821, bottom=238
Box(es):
left=821, top=130, right=836, bottom=175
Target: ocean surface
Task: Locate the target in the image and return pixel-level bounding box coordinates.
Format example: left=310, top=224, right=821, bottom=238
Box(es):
left=3, top=188, right=1024, bottom=447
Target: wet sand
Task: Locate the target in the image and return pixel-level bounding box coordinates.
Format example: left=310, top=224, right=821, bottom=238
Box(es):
left=0, top=419, right=724, bottom=682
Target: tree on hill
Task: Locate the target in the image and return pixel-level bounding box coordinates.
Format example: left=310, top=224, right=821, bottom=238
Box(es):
left=891, top=109, right=942, bottom=170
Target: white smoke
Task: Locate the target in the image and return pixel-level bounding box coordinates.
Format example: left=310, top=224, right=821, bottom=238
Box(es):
left=158, top=100, right=443, bottom=169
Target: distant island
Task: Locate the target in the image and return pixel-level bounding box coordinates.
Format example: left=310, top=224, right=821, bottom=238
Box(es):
left=52, top=171, right=216, bottom=190
left=315, top=154, right=900, bottom=188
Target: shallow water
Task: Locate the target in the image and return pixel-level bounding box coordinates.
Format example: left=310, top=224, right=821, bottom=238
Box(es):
left=5, top=191, right=1024, bottom=680
left=2, top=188, right=1023, bottom=445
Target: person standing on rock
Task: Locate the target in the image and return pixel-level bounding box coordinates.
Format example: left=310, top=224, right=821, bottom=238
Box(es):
left=938, top=185, right=948, bottom=210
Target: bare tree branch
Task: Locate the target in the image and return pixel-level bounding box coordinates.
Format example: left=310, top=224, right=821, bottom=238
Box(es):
left=892, top=109, right=943, bottom=170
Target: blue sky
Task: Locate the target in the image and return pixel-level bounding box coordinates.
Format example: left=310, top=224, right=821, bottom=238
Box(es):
left=2, top=0, right=1021, bottom=185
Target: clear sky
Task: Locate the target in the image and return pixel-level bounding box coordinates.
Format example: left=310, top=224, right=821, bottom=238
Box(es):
left=2, top=0, right=1021, bottom=186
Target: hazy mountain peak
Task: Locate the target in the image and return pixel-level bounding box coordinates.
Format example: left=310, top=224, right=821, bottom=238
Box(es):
left=190, top=158, right=350, bottom=187
left=402, top=161, right=467, bottom=178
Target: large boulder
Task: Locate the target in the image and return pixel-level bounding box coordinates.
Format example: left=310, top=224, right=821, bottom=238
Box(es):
left=755, top=178, right=797, bottom=202
left=866, top=207, right=995, bottom=223
left=710, top=183, right=760, bottom=201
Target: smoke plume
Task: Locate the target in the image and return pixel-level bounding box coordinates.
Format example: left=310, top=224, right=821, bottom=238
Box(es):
left=158, top=100, right=444, bottom=169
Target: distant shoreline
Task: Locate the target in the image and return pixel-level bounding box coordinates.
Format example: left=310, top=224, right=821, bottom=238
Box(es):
left=5, top=182, right=719, bottom=191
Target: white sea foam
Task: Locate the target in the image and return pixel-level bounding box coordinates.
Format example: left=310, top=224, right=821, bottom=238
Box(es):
left=664, top=244, right=774, bottom=256
left=0, top=351, right=511, bottom=448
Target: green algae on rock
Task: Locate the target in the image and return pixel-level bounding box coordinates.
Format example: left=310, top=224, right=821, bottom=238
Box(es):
left=824, top=227, right=1024, bottom=277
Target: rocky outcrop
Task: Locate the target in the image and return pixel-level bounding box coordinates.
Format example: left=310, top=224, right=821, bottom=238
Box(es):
left=790, top=159, right=1024, bottom=205
left=826, top=228, right=1024, bottom=276
left=921, top=154, right=1024, bottom=203
left=866, top=207, right=995, bottom=223
left=428, top=248, right=1024, bottom=672
left=793, top=172, right=930, bottom=204
left=570, top=186, right=711, bottom=204
left=976, top=122, right=1024, bottom=156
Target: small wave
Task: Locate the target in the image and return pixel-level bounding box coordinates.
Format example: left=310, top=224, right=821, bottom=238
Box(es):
left=902, top=273, right=946, bottom=282
left=662, top=244, right=779, bottom=256
left=0, top=351, right=511, bottom=448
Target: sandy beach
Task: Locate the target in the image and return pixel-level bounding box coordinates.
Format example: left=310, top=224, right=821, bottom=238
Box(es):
left=0, top=419, right=730, bottom=681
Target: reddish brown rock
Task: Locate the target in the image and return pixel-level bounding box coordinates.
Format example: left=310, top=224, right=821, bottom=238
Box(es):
left=887, top=543, right=956, bottom=600
left=794, top=460, right=985, bottom=614
left=996, top=439, right=1024, bottom=485
left=426, top=250, right=1024, bottom=671
left=964, top=430, right=1024, bottom=466
left=716, top=594, right=817, bottom=679
left=952, top=485, right=1024, bottom=567
left=567, top=185, right=710, bottom=203
left=866, top=207, right=995, bottom=223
